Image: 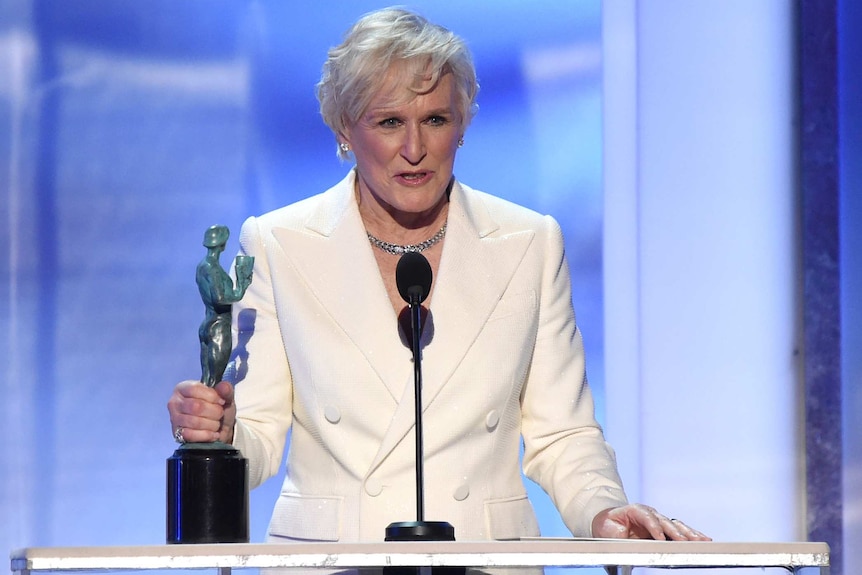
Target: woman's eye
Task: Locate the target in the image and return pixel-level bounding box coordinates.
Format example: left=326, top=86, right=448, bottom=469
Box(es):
left=427, top=116, right=448, bottom=126
left=379, top=118, right=400, bottom=127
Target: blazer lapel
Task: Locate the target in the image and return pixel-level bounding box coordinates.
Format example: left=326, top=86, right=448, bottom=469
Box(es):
left=368, top=181, right=535, bottom=473
left=270, top=172, right=411, bottom=402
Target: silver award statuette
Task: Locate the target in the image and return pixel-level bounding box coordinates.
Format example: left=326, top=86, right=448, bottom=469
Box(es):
left=166, top=225, right=252, bottom=544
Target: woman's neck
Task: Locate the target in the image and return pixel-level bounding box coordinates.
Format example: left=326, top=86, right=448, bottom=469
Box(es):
left=355, top=178, right=450, bottom=243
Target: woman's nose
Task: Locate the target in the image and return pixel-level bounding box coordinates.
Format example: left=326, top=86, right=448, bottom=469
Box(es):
left=401, top=124, right=426, bottom=164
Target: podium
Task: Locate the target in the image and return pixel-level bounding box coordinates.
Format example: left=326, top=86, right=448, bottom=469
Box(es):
left=11, top=540, right=829, bottom=575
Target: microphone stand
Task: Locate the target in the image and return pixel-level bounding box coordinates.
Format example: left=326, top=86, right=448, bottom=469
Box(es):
left=409, top=291, right=427, bottom=523
left=385, top=278, right=455, bottom=543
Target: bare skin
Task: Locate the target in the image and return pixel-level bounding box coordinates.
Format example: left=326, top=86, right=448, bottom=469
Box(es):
left=343, top=67, right=460, bottom=316
left=168, top=380, right=236, bottom=444
left=592, top=504, right=711, bottom=540
left=167, top=64, right=711, bottom=543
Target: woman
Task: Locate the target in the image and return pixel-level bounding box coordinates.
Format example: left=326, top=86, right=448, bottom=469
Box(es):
left=168, top=7, right=709, bottom=543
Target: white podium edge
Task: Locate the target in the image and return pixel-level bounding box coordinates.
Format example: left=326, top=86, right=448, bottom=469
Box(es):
left=10, top=540, right=830, bottom=574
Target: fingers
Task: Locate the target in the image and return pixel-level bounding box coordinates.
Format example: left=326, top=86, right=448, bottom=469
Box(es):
left=643, top=509, right=712, bottom=542
left=630, top=504, right=669, bottom=541
left=641, top=507, right=711, bottom=542
left=667, top=518, right=712, bottom=541
left=167, top=380, right=228, bottom=443
left=213, top=380, right=235, bottom=405
left=213, top=380, right=237, bottom=444
left=650, top=510, right=711, bottom=541
left=593, top=504, right=711, bottom=541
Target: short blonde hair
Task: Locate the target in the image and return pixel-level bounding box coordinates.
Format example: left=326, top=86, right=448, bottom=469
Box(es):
left=317, top=7, right=479, bottom=159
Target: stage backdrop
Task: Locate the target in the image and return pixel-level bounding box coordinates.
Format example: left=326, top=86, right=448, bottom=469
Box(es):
left=0, top=0, right=606, bottom=560
left=7, top=3, right=858, bottom=574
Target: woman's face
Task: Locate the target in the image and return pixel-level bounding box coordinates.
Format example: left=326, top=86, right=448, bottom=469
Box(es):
left=343, top=70, right=463, bottom=221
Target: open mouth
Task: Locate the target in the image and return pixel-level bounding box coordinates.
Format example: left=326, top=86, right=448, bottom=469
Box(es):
left=398, top=171, right=431, bottom=184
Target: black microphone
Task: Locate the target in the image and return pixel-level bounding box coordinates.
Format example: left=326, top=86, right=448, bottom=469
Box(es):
left=385, top=251, right=456, bottom=545
left=396, top=251, right=432, bottom=305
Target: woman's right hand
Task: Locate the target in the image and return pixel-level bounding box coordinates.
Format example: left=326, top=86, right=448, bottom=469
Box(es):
left=167, top=380, right=237, bottom=444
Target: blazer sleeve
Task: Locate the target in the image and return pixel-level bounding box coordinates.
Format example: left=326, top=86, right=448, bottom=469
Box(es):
left=228, top=215, right=293, bottom=489
left=519, top=215, right=628, bottom=537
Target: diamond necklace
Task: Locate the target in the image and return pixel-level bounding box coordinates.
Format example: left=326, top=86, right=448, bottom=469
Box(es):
left=367, top=223, right=447, bottom=256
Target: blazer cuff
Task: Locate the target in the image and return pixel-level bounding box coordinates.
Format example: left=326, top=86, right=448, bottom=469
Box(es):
left=562, top=489, right=628, bottom=538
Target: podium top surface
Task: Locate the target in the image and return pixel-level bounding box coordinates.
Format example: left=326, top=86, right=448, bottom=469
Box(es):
left=10, top=540, right=830, bottom=572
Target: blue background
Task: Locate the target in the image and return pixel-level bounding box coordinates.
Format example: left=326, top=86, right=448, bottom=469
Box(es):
left=3, top=2, right=860, bottom=572
left=1, top=0, right=605, bottom=550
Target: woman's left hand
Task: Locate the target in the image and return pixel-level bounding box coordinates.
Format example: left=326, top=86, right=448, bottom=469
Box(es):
left=591, top=504, right=712, bottom=541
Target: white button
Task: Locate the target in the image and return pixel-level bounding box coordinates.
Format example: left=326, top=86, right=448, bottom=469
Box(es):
left=453, top=483, right=470, bottom=501
left=485, top=410, right=500, bottom=430
left=324, top=405, right=341, bottom=424
left=365, top=478, right=383, bottom=496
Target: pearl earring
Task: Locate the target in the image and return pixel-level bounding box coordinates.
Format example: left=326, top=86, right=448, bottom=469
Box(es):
left=340, top=142, right=350, bottom=153
left=458, top=137, right=464, bottom=148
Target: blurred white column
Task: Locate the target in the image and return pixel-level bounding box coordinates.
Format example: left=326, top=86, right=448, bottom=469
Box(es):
left=603, top=0, right=803, bottom=547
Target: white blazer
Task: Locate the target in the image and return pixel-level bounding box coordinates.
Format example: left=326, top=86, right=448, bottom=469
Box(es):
left=229, top=171, right=627, bottom=543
